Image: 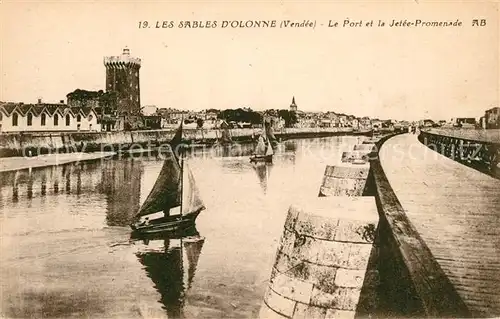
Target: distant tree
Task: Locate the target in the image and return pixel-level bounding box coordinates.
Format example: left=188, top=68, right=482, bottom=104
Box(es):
left=218, top=108, right=262, bottom=124
left=278, top=109, right=298, bottom=128
left=197, top=118, right=204, bottom=128
left=264, top=109, right=278, bottom=117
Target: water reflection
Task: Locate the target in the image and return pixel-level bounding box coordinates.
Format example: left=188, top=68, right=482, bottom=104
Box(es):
left=98, top=159, right=143, bottom=226
left=252, top=163, right=272, bottom=194
left=0, top=158, right=144, bottom=227
left=135, top=230, right=205, bottom=319
left=12, top=171, right=19, bottom=201
left=187, top=143, right=255, bottom=160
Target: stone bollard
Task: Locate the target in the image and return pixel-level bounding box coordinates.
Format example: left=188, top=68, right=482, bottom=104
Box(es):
left=353, top=144, right=376, bottom=152
left=260, top=197, right=378, bottom=319
left=319, top=163, right=370, bottom=197
left=340, top=151, right=370, bottom=163
left=362, top=139, right=379, bottom=145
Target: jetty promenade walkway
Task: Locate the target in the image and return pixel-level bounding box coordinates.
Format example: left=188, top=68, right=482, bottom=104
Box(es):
left=379, top=133, right=500, bottom=317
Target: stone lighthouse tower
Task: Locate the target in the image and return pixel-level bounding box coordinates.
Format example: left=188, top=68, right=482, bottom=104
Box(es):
left=103, top=47, right=141, bottom=130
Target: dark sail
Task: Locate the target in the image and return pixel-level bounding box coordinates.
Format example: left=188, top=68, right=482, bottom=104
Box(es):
left=134, top=122, right=204, bottom=219
left=170, top=122, right=184, bottom=161
left=265, top=122, right=277, bottom=142
left=135, top=145, right=181, bottom=218
left=265, top=121, right=278, bottom=149
left=218, top=120, right=232, bottom=144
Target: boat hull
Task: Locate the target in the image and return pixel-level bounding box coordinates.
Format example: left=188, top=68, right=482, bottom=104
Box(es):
left=250, top=155, right=273, bottom=163
left=130, top=210, right=201, bottom=236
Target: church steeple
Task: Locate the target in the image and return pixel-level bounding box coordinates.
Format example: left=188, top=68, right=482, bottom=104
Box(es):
left=290, top=96, right=297, bottom=112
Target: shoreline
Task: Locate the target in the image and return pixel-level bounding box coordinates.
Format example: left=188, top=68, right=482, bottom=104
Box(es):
left=0, top=127, right=376, bottom=158
left=0, top=130, right=377, bottom=173
left=0, top=152, right=116, bottom=173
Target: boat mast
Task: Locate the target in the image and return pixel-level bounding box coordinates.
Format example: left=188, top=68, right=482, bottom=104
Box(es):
left=179, top=116, right=184, bottom=218
left=180, top=236, right=186, bottom=316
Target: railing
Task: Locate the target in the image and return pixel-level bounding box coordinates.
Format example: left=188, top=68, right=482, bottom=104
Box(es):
left=419, top=129, right=500, bottom=174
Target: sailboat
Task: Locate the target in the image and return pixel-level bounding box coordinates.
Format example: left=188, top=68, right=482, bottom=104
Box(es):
left=130, top=124, right=206, bottom=235
left=250, top=134, right=273, bottom=163
left=215, top=120, right=233, bottom=146
left=250, top=120, right=274, bottom=163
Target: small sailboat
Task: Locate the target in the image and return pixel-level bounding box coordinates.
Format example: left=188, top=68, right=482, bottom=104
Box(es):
left=130, top=124, right=206, bottom=235
left=215, top=120, right=233, bottom=146
left=250, top=133, right=274, bottom=163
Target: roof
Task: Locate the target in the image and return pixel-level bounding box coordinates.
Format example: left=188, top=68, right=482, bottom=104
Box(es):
left=66, top=89, right=104, bottom=99
left=0, top=102, right=96, bottom=117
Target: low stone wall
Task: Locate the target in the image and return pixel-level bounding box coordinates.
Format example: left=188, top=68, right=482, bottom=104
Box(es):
left=340, top=151, right=371, bottom=163
left=0, top=127, right=370, bottom=158
left=318, top=163, right=370, bottom=197
left=353, top=143, right=376, bottom=152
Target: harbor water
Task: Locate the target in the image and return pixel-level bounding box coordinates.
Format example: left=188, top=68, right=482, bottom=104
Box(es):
left=0, top=136, right=366, bottom=318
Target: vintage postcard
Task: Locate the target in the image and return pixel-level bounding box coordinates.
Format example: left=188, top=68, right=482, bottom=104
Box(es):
left=0, top=1, right=498, bottom=318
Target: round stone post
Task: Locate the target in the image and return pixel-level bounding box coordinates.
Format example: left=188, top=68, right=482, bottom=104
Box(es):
left=260, top=196, right=378, bottom=319
left=319, top=163, right=370, bottom=197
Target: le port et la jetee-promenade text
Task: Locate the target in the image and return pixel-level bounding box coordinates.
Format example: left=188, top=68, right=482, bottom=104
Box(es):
left=138, top=18, right=468, bottom=29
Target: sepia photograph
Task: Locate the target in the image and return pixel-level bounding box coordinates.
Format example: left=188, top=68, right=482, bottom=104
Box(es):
left=0, top=1, right=499, bottom=318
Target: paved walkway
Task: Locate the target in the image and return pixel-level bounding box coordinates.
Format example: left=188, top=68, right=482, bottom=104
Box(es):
left=380, top=133, right=500, bottom=317
left=0, top=152, right=116, bottom=173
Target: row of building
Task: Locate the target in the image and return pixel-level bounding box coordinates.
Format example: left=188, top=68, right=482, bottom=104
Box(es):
left=428, top=107, right=500, bottom=129
left=0, top=101, right=100, bottom=133
left=144, top=97, right=411, bottom=131
left=484, top=107, right=500, bottom=129
left=2, top=45, right=497, bottom=133
left=1, top=47, right=146, bottom=133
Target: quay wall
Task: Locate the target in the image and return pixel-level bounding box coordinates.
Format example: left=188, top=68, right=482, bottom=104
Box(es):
left=370, top=133, right=471, bottom=317
left=0, top=127, right=369, bottom=158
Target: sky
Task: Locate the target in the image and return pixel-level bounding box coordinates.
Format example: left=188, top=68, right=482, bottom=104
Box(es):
left=0, top=1, right=498, bottom=121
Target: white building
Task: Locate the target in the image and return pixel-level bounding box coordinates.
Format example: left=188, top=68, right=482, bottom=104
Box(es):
left=141, top=105, right=158, bottom=116
left=350, top=117, right=359, bottom=129
left=0, top=102, right=100, bottom=133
